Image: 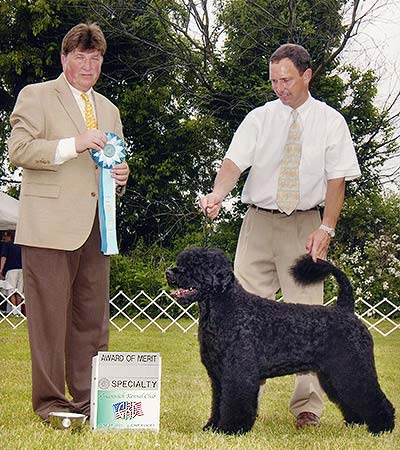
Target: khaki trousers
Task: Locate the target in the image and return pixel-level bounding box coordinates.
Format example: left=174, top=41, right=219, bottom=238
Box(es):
left=235, top=206, right=324, bottom=418
left=22, top=215, right=110, bottom=420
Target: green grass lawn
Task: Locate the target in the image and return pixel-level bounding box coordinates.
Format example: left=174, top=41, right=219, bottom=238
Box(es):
left=1, top=320, right=399, bottom=450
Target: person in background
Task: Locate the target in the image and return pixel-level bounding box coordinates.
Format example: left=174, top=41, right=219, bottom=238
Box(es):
left=0, top=230, right=23, bottom=316
left=8, top=22, right=129, bottom=422
left=200, top=43, right=360, bottom=428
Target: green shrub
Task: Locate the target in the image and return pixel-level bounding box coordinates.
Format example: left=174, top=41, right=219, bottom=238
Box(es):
left=110, top=240, right=197, bottom=318
left=110, top=241, right=174, bottom=297
left=110, top=191, right=400, bottom=319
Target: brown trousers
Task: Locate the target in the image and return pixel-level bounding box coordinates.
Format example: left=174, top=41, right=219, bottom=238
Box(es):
left=235, top=206, right=325, bottom=418
left=22, top=215, right=110, bottom=420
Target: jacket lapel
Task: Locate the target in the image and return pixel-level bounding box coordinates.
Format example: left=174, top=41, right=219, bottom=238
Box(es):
left=54, top=74, right=86, bottom=134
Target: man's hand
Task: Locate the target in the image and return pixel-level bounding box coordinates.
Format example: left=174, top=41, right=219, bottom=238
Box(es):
left=75, top=131, right=129, bottom=185
left=110, top=161, right=130, bottom=186
left=200, top=193, right=223, bottom=220
left=199, top=158, right=242, bottom=220
left=306, top=228, right=331, bottom=262
left=75, top=130, right=107, bottom=153
left=305, top=177, right=344, bottom=261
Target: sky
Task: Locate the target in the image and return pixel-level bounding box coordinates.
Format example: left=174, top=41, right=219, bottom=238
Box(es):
left=341, top=0, right=400, bottom=187
left=344, top=0, right=400, bottom=104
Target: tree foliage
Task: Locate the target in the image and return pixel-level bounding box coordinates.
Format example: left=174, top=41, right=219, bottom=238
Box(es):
left=0, top=0, right=90, bottom=177
left=0, top=0, right=398, bottom=254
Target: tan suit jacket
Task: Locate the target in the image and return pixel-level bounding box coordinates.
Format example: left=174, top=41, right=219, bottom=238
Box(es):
left=8, top=74, right=123, bottom=250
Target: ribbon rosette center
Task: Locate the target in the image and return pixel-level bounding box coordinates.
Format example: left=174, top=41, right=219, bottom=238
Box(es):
left=92, top=133, right=125, bottom=169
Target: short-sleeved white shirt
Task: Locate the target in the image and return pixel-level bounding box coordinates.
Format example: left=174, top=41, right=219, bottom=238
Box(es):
left=225, top=95, right=361, bottom=210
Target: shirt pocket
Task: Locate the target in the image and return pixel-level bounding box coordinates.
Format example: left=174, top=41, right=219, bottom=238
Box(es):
left=300, top=140, right=326, bottom=176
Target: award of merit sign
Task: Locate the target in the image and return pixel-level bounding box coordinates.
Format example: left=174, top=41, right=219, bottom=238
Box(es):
left=90, top=352, right=161, bottom=431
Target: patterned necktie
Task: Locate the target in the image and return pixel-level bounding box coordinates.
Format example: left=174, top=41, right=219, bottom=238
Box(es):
left=276, top=109, right=302, bottom=215
left=81, top=92, right=97, bottom=129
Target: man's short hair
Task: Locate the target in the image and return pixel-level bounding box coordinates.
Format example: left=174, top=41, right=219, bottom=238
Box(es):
left=61, top=22, right=106, bottom=56
left=270, top=44, right=311, bottom=74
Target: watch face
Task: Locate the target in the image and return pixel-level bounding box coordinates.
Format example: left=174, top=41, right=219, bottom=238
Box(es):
left=320, top=224, right=335, bottom=237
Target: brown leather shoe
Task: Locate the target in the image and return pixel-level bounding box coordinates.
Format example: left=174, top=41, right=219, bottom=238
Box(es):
left=296, top=411, right=320, bottom=428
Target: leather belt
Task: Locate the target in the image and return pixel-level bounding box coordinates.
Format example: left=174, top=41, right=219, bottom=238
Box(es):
left=250, top=204, right=320, bottom=214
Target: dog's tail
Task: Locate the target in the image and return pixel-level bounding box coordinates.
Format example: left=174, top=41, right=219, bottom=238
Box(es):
left=290, top=255, right=354, bottom=313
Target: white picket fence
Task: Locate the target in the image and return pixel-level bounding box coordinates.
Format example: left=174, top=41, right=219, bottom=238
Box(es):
left=1, top=289, right=399, bottom=336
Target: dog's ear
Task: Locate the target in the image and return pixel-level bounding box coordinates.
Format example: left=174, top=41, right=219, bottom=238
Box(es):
left=205, top=248, right=235, bottom=293
left=212, top=270, right=234, bottom=293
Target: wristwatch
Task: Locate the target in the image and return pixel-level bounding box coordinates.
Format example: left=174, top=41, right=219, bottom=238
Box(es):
left=319, top=224, right=335, bottom=238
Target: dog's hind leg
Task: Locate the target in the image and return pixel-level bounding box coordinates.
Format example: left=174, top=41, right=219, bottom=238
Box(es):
left=319, top=358, right=395, bottom=434
left=340, top=382, right=394, bottom=434
left=363, top=391, right=395, bottom=435
left=203, top=376, right=222, bottom=431
left=353, top=370, right=395, bottom=435
left=318, top=372, right=365, bottom=426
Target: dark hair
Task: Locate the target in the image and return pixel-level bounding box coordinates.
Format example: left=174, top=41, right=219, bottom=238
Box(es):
left=2, top=230, right=15, bottom=240
left=270, top=44, right=311, bottom=74
left=61, top=23, right=106, bottom=56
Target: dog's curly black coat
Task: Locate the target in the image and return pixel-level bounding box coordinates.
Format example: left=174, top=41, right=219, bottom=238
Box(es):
left=166, top=247, right=395, bottom=435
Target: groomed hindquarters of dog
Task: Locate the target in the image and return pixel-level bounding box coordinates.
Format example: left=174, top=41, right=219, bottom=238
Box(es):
left=292, top=256, right=395, bottom=435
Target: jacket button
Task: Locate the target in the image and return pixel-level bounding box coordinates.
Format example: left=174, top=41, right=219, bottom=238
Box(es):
left=91, top=192, right=96, bottom=197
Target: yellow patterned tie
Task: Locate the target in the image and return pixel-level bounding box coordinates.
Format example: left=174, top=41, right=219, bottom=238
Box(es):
left=277, top=109, right=302, bottom=215
left=81, top=92, right=97, bottom=129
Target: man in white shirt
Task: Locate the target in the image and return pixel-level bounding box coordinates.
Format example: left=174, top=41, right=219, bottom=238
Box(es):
left=8, top=23, right=129, bottom=422
left=200, top=43, right=361, bottom=428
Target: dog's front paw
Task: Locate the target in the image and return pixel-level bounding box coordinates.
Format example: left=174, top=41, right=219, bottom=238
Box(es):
left=204, top=421, right=250, bottom=435
left=210, top=425, right=248, bottom=435
left=203, top=419, right=218, bottom=431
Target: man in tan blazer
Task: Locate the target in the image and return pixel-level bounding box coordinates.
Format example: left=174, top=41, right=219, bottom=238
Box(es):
left=8, top=23, right=129, bottom=421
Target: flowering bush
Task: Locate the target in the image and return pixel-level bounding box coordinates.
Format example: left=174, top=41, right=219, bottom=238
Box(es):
left=326, top=190, right=400, bottom=318
left=326, top=234, right=400, bottom=318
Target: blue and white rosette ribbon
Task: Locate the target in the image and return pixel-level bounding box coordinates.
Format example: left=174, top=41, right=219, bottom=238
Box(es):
left=91, top=132, right=126, bottom=255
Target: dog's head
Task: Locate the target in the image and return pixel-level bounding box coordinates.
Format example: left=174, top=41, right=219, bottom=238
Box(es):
left=166, top=247, right=235, bottom=304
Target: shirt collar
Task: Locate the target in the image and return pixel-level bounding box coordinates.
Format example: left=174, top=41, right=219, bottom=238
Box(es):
left=297, top=94, right=313, bottom=115
left=278, top=94, right=313, bottom=119
left=62, top=73, right=93, bottom=98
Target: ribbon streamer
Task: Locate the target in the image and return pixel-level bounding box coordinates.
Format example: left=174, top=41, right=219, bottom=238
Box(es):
left=91, top=132, right=126, bottom=255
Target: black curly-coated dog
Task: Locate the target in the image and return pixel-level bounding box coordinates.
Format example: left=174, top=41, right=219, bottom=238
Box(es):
left=166, top=247, right=395, bottom=435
